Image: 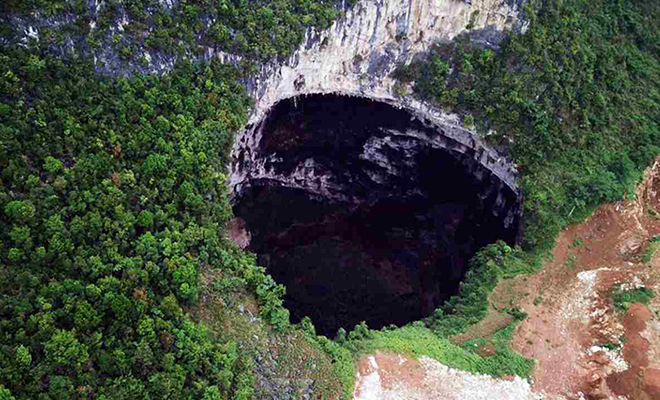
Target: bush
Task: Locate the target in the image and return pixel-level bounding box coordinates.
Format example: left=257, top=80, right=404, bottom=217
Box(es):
left=612, top=286, right=655, bottom=311
left=0, top=47, right=263, bottom=399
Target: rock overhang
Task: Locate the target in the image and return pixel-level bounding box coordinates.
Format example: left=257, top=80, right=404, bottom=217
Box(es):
left=230, top=0, right=527, bottom=204
left=230, top=94, right=521, bottom=228
left=231, top=93, right=523, bottom=334
left=230, top=94, right=520, bottom=206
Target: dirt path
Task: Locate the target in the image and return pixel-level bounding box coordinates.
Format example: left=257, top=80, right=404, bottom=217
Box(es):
left=353, top=161, right=660, bottom=399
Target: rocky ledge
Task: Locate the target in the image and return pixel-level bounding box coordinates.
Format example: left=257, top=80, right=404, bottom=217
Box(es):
left=232, top=95, right=521, bottom=335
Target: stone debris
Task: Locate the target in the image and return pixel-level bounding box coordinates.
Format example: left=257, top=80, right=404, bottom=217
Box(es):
left=586, top=346, right=628, bottom=373
left=354, top=352, right=541, bottom=400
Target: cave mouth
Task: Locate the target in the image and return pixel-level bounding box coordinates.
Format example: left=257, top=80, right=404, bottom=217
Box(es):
left=232, top=94, right=521, bottom=337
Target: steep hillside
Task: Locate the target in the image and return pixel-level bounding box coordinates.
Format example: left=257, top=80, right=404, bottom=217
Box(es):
left=354, top=158, right=660, bottom=399
left=1, top=0, right=660, bottom=399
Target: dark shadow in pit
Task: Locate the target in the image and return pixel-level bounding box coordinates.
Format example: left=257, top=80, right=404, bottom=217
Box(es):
left=233, top=95, right=520, bottom=337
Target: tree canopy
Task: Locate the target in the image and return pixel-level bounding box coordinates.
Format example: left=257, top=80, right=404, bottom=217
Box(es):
left=2, top=0, right=660, bottom=398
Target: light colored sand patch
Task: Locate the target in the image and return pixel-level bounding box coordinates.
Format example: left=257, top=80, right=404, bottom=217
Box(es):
left=618, top=275, right=645, bottom=291
left=559, top=270, right=598, bottom=325
left=353, top=370, right=382, bottom=400
left=419, top=357, right=540, bottom=400
left=586, top=346, right=628, bottom=373
left=354, top=352, right=541, bottom=400
left=641, top=318, right=660, bottom=370
left=369, top=355, right=378, bottom=370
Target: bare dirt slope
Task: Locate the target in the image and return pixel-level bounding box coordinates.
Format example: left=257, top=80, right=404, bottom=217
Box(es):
left=354, top=161, right=660, bottom=399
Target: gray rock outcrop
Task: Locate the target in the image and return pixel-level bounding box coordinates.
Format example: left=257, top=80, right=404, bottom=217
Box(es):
left=231, top=0, right=528, bottom=201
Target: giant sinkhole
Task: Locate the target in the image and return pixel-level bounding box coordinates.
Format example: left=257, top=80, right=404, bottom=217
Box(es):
left=231, top=94, right=521, bottom=337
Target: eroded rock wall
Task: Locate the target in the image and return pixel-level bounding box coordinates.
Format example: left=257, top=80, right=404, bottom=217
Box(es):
left=231, top=0, right=527, bottom=200
left=245, top=0, right=526, bottom=123
left=232, top=95, right=522, bottom=335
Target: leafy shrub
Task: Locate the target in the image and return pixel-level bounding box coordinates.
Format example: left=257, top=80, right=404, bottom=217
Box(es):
left=612, top=286, right=655, bottom=311
left=0, top=46, right=265, bottom=399
left=641, top=235, right=660, bottom=263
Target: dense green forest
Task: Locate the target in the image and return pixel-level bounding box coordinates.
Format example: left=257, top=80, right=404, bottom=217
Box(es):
left=0, top=51, right=268, bottom=399
left=1, top=0, right=341, bottom=65
left=396, top=0, right=660, bottom=253
left=1, top=0, right=660, bottom=398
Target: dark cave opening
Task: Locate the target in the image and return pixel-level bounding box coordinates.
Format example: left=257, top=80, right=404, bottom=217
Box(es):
left=232, top=95, right=521, bottom=337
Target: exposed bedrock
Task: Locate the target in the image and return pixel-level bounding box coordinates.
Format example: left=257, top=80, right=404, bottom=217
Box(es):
left=234, top=0, right=527, bottom=196
left=219, top=0, right=528, bottom=336
left=232, top=95, right=521, bottom=336
left=242, top=0, right=527, bottom=124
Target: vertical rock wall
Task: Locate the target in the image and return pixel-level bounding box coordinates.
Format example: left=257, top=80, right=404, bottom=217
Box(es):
left=232, top=95, right=522, bottom=335
left=231, top=0, right=527, bottom=198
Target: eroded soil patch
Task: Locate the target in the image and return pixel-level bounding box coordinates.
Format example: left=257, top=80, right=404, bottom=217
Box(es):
left=354, top=160, right=660, bottom=399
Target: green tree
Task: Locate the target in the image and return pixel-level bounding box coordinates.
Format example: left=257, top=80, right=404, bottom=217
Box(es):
left=0, top=385, right=16, bottom=400
left=44, top=330, right=89, bottom=373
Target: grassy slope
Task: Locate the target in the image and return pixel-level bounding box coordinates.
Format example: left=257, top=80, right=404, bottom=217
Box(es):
left=2, top=0, right=660, bottom=399
left=340, top=0, right=660, bottom=393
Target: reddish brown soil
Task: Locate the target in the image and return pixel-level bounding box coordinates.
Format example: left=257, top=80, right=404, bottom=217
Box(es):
left=226, top=217, right=251, bottom=249
left=354, top=159, right=660, bottom=399
left=355, top=351, right=426, bottom=391
left=508, top=159, right=660, bottom=399
left=607, top=304, right=657, bottom=399
left=644, top=369, right=660, bottom=400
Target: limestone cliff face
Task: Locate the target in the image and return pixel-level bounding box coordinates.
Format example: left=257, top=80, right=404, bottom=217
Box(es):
left=245, top=0, right=526, bottom=121
left=3, top=0, right=526, bottom=199
left=231, top=0, right=527, bottom=202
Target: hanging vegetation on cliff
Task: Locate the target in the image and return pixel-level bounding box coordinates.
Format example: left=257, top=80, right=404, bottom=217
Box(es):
left=396, top=0, right=660, bottom=253
left=1, top=0, right=660, bottom=398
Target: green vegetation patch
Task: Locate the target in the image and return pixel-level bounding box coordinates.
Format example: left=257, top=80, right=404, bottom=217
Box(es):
left=395, top=0, right=660, bottom=255
left=195, top=268, right=346, bottom=400
left=641, top=235, right=660, bottom=263
left=299, top=321, right=356, bottom=400
left=339, top=323, right=533, bottom=380
left=612, top=286, right=655, bottom=311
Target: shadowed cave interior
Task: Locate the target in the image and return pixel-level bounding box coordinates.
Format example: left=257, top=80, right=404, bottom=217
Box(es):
left=233, top=95, right=521, bottom=337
